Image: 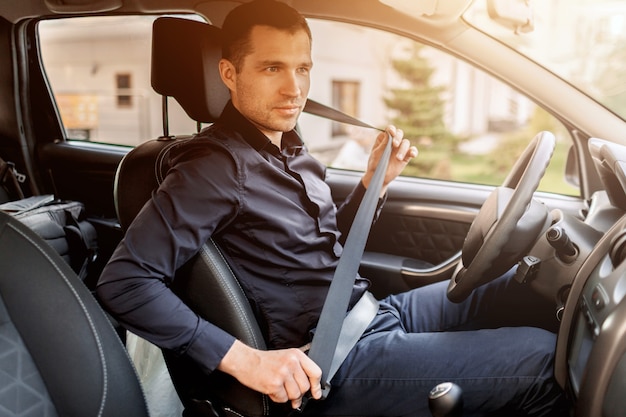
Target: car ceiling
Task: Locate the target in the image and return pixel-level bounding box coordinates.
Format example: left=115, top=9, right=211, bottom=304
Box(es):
left=0, top=0, right=477, bottom=98
left=0, top=0, right=471, bottom=35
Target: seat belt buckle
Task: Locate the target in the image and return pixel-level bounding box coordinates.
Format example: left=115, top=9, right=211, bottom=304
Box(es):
left=292, top=381, right=331, bottom=415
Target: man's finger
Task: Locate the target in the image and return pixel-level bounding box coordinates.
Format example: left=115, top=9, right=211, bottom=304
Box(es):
left=291, top=397, right=303, bottom=410
left=395, top=139, right=411, bottom=160
left=284, top=374, right=306, bottom=403
left=393, top=128, right=404, bottom=147
left=300, top=356, right=323, bottom=399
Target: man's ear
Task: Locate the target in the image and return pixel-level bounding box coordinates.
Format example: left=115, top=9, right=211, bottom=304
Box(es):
left=219, top=58, right=236, bottom=91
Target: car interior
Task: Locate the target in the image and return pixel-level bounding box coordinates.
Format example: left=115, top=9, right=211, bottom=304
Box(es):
left=2, top=0, right=626, bottom=416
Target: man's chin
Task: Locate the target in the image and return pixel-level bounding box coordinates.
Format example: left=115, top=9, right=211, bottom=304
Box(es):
left=275, top=119, right=299, bottom=133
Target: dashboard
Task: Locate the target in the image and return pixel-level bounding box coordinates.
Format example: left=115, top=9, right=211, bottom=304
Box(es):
left=548, top=138, right=626, bottom=416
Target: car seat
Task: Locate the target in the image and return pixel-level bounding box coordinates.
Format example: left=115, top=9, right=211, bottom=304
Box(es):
left=0, top=210, right=149, bottom=417
left=114, top=17, right=271, bottom=417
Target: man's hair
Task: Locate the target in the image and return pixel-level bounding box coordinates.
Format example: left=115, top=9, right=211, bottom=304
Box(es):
left=221, top=0, right=312, bottom=71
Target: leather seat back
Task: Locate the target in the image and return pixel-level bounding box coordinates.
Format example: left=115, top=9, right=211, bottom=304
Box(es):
left=151, top=17, right=230, bottom=124
left=0, top=210, right=149, bottom=417
left=114, top=17, right=271, bottom=416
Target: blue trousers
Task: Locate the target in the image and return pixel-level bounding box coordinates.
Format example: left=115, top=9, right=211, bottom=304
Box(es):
left=303, top=271, right=569, bottom=416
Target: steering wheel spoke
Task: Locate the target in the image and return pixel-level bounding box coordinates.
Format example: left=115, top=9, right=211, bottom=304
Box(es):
left=447, top=131, right=556, bottom=303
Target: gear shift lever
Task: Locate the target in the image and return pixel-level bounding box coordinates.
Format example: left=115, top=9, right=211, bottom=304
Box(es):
left=428, top=382, right=463, bottom=417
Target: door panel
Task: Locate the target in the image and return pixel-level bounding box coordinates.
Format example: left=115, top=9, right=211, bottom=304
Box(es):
left=38, top=141, right=128, bottom=219
left=37, top=141, right=129, bottom=283
left=326, top=167, right=588, bottom=298
left=366, top=185, right=478, bottom=296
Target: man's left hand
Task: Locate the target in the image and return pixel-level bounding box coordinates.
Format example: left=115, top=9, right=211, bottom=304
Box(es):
left=362, top=125, right=418, bottom=196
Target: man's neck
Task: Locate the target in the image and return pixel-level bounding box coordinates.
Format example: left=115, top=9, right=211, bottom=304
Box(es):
left=267, top=133, right=282, bottom=148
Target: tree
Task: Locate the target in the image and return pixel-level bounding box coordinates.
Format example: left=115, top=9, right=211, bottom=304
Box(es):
left=384, top=43, right=459, bottom=178
left=384, top=43, right=452, bottom=145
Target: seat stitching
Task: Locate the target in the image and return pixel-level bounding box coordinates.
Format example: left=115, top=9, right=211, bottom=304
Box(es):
left=200, top=242, right=270, bottom=414
left=200, top=242, right=263, bottom=348
left=7, top=222, right=109, bottom=417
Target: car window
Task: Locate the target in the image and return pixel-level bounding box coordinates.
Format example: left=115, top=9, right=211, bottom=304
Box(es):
left=301, top=20, right=577, bottom=196
left=38, top=16, right=577, bottom=196
left=38, top=15, right=201, bottom=145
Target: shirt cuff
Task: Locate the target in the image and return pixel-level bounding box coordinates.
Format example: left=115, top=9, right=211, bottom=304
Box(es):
left=184, top=320, right=237, bottom=374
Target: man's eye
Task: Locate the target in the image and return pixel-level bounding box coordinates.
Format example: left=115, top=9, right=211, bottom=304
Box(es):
left=266, top=67, right=279, bottom=72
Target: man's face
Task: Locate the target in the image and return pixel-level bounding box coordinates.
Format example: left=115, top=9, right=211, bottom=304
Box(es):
left=221, top=25, right=312, bottom=144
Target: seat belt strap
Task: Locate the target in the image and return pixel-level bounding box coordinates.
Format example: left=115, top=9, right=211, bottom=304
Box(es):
left=327, top=291, right=378, bottom=379
left=303, top=99, right=379, bottom=130
left=303, top=98, right=392, bottom=400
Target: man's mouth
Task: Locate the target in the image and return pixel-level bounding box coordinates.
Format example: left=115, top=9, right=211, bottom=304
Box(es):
left=275, top=104, right=302, bottom=116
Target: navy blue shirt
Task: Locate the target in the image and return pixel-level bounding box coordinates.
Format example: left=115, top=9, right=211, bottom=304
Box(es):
left=97, top=102, right=376, bottom=375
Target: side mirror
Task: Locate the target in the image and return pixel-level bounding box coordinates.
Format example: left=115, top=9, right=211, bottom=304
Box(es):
left=487, top=0, right=534, bottom=34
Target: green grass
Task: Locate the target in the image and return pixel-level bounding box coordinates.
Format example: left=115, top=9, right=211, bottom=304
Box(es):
left=402, top=140, right=579, bottom=196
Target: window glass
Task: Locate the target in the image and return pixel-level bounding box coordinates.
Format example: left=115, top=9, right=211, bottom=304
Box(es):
left=300, top=20, right=577, bottom=196
left=332, top=80, right=360, bottom=137
left=38, top=16, right=577, bottom=196
left=115, top=73, right=133, bottom=108
left=38, top=15, right=202, bottom=146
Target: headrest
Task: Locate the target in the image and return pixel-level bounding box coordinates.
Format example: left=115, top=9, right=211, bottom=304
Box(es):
left=151, top=17, right=230, bottom=123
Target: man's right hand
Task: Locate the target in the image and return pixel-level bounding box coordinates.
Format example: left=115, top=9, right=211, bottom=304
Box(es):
left=218, top=340, right=323, bottom=409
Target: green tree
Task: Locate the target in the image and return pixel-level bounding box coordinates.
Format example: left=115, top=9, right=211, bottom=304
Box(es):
left=384, top=44, right=451, bottom=142
left=384, top=43, right=459, bottom=178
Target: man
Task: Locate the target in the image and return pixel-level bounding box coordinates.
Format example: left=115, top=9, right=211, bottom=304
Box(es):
left=97, top=1, right=568, bottom=415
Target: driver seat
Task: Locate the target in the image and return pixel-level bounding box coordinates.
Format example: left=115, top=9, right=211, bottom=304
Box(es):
left=114, top=17, right=271, bottom=417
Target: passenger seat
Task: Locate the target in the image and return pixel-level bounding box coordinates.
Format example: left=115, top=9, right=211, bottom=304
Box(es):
left=0, top=210, right=149, bottom=417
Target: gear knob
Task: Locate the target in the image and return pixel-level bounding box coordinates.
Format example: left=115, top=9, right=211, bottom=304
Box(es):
left=428, top=382, right=463, bottom=417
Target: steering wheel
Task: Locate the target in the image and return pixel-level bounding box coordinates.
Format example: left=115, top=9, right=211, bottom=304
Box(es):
left=447, top=131, right=556, bottom=303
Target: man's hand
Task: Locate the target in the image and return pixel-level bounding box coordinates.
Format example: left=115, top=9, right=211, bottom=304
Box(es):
left=218, top=340, right=323, bottom=409
left=362, top=125, right=418, bottom=196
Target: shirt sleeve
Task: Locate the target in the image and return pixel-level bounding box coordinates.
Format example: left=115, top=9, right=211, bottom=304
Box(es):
left=96, top=145, right=240, bottom=374
left=335, top=180, right=387, bottom=245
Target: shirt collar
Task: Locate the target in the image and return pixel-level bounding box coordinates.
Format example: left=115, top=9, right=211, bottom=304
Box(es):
left=219, top=101, right=304, bottom=154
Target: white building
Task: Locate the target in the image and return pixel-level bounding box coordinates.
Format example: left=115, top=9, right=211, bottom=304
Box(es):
left=38, top=14, right=533, bottom=154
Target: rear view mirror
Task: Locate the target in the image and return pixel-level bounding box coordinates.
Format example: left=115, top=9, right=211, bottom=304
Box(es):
left=486, top=0, right=534, bottom=34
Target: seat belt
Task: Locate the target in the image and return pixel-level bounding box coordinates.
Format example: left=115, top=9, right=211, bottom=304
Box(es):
left=0, top=157, right=26, bottom=201
left=300, top=98, right=393, bottom=405
left=303, top=99, right=380, bottom=130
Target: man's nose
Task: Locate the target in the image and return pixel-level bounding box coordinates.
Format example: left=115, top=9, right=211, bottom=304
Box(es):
left=281, top=71, right=304, bottom=97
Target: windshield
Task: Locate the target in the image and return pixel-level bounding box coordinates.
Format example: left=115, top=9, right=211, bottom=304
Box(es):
left=464, top=0, right=626, bottom=121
